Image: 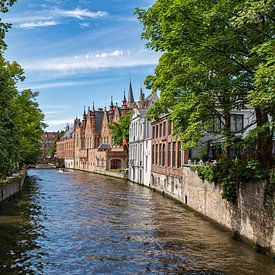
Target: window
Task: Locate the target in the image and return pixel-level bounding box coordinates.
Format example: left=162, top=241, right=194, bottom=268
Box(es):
left=168, top=143, right=171, bottom=166
left=209, top=114, right=222, bottom=133
left=231, top=114, right=244, bottom=132
left=172, top=142, right=176, bottom=167
left=177, top=142, right=181, bottom=168
left=159, top=144, right=162, bottom=165
left=168, top=121, right=172, bottom=135
left=152, top=126, right=155, bottom=138
left=162, top=144, right=166, bottom=166
left=155, top=144, right=158, bottom=165
left=160, top=123, right=162, bottom=137
left=156, top=125, right=159, bottom=138
left=163, top=122, right=166, bottom=136
left=160, top=145, right=162, bottom=166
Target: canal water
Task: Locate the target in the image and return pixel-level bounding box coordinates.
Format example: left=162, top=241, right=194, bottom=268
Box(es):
left=0, top=169, right=274, bottom=274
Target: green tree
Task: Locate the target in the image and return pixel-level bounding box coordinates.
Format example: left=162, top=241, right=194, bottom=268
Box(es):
left=109, top=112, right=131, bottom=149
left=0, top=1, right=46, bottom=178
left=0, top=58, right=23, bottom=177
left=49, top=130, right=65, bottom=158
left=136, top=0, right=274, bottom=167
left=13, top=89, right=46, bottom=165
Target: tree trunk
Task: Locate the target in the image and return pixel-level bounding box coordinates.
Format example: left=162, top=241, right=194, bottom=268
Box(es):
left=255, top=107, right=272, bottom=168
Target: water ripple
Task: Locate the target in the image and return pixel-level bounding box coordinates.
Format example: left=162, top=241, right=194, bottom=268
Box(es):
left=0, top=169, right=274, bottom=274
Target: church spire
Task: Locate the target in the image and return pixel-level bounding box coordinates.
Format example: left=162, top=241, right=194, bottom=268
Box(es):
left=122, top=90, right=127, bottom=109
left=128, top=81, right=134, bottom=104
left=110, top=96, right=114, bottom=113
left=139, top=87, right=144, bottom=101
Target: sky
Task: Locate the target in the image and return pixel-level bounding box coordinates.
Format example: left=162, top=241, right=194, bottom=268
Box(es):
left=3, top=0, right=159, bottom=131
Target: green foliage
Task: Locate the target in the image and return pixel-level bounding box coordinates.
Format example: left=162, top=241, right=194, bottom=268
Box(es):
left=136, top=0, right=274, bottom=164
left=13, top=89, right=46, bottom=164
left=194, top=160, right=269, bottom=203
left=264, top=169, right=275, bottom=200
left=49, top=130, right=65, bottom=158
left=192, top=165, right=219, bottom=183
left=109, top=112, right=131, bottom=149
left=0, top=2, right=45, bottom=178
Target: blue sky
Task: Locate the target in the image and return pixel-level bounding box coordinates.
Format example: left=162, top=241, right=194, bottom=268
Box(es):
left=3, top=0, right=159, bottom=131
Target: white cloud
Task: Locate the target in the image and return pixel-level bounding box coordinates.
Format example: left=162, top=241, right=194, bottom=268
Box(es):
left=79, top=22, right=90, bottom=28
left=95, top=50, right=123, bottom=58
left=41, top=105, right=71, bottom=109
left=22, top=49, right=160, bottom=73
left=21, top=79, right=108, bottom=90
left=23, top=81, right=83, bottom=90
left=45, top=118, right=74, bottom=130
left=55, top=8, right=108, bottom=20
left=7, top=8, right=108, bottom=29
left=44, top=110, right=65, bottom=116
left=17, top=20, right=59, bottom=29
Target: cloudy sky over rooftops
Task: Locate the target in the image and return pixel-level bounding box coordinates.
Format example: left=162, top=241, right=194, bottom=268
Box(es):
left=4, top=0, right=159, bottom=131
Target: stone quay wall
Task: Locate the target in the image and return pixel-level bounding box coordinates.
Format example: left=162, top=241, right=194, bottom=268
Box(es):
left=0, top=170, right=27, bottom=202
left=149, top=165, right=275, bottom=256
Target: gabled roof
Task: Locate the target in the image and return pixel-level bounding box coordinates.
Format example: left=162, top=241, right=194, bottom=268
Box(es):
left=98, top=143, right=111, bottom=150
left=61, top=128, right=74, bottom=140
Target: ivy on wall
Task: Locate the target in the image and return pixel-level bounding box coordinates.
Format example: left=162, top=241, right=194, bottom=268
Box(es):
left=192, top=160, right=272, bottom=203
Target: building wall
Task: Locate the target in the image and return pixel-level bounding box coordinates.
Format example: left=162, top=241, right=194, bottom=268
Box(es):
left=143, top=138, right=152, bottom=186
left=128, top=110, right=146, bottom=184
left=180, top=166, right=275, bottom=255
left=41, top=132, right=57, bottom=162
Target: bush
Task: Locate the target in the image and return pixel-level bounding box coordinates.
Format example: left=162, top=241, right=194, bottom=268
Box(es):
left=194, top=159, right=270, bottom=203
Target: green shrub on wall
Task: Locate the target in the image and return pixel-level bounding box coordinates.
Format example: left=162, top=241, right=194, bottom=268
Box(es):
left=193, top=160, right=270, bottom=203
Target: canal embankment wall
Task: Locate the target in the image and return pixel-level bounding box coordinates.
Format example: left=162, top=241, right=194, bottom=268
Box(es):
left=149, top=166, right=275, bottom=257
left=73, top=168, right=127, bottom=180
left=0, top=170, right=27, bottom=202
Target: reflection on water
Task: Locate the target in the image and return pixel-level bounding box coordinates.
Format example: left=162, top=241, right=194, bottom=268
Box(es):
left=0, top=169, right=274, bottom=274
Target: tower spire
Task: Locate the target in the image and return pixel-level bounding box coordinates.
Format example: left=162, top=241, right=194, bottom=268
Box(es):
left=122, top=90, right=127, bottom=109
left=128, top=80, right=134, bottom=104
left=83, top=105, right=86, bottom=115
left=110, top=96, right=114, bottom=113
left=139, top=87, right=144, bottom=101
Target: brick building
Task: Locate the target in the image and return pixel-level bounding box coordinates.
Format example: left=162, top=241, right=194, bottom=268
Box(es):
left=57, top=82, right=136, bottom=174
left=56, top=126, right=75, bottom=168
left=151, top=114, right=188, bottom=198
left=40, top=132, right=58, bottom=163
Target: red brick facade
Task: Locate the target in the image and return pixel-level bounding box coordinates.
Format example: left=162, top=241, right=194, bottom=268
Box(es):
left=151, top=115, right=188, bottom=178
left=40, top=132, right=58, bottom=162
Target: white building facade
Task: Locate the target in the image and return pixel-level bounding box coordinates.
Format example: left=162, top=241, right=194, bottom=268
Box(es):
left=128, top=109, right=146, bottom=184
left=128, top=92, right=158, bottom=185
